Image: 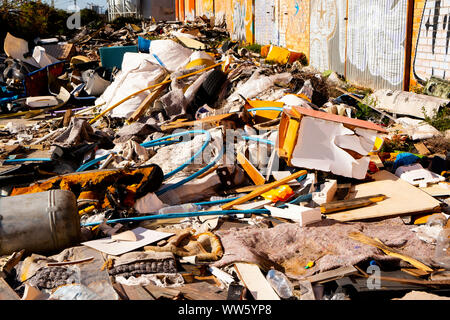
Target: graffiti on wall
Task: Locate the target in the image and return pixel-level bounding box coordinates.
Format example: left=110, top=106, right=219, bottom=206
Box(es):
left=184, top=0, right=195, bottom=21
left=288, top=0, right=309, bottom=35
left=232, top=0, right=253, bottom=43
left=414, top=0, right=450, bottom=82
left=233, top=0, right=247, bottom=41
left=204, top=0, right=214, bottom=17
left=197, top=0, right=214, bottom=18
left=310, top=0, right=407, bottom=87
left=309, top=0, right=338, bottom=71
left=286, top=0, right=310, bottom=54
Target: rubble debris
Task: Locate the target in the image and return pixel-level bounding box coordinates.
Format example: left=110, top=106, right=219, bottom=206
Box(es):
left=0, top=13, right=449, bottom=303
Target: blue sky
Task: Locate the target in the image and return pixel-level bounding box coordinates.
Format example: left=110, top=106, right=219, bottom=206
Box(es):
left=44, top=0, right=108, bottom=12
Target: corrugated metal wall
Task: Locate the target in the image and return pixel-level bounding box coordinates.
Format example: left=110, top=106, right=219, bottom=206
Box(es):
left=176, top=0, right=448, bottom=91
left=326, top=0, right=346, bottom=76
left=309, top=0, right=338, bottom=72
left=284, top=0, right=310, bottom=56
left=345, top=0, right=408, bottom=91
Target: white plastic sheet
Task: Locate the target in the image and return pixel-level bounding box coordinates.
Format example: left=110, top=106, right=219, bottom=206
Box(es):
left=96, top=53, right=167, bottom=118
left=146, top=39, right=193, bottom=72
left=228, top=71, right=293, bottom=102
left=290, top=116, right=377, bottom=179
left=32, top=46, right=60, bottom=68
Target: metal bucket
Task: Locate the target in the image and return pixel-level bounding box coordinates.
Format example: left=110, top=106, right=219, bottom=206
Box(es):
left=0, top=190, right=81, bottom=255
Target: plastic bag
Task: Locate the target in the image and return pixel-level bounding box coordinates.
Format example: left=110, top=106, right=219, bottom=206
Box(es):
left=96, top=53, right=166, bottom=118
left=228, top=71, right=293, bottom=102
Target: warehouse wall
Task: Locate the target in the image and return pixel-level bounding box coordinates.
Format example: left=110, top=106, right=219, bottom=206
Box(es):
left=196, top=0, right=215, bottom=18
left=141, top=0, right=176, bottom=21
left=214, top=0, right=230, bottom=25
left=284, top=0, right=310, bottom=57
left=175, top=0, right=449, bottom=91
left=184, top=0, right=196, bottom=21
left=230, top=0, right=254, bottom=44
left=412, top=0, right=450, bottom=86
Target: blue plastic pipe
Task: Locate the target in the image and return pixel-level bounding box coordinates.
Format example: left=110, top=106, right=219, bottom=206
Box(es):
left=241, top=135, right=275, bottom=146
left=3, top=158, right=52, bottom=164
left=75, top=139, right=180, bottom=172
left=194, top=197, right=240, bottom=207
left=247, top=107, right=284, bottom=113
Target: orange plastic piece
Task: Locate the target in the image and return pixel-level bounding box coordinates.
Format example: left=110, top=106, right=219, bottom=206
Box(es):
left=262, top=185, right=294, bottom=203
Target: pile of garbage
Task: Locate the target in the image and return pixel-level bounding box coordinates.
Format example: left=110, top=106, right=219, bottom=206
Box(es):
left=0, top=17, right=449, bottom=301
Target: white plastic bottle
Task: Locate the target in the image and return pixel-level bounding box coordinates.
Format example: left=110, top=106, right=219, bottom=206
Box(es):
left=266, top=269, right=294, bottom=299
left=434, top=228, right=450, bottom=269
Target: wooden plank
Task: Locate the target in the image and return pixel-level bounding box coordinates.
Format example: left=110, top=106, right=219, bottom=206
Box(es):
left=287, top=103, right=389, bottom=133
left=121, top=285, right=155, bottom=300
left=161, top=113, right=235, bottom=131
left=414, top=142, right=431, bottom=156
left=236, top=152, right=265, bottom=185
left=177, top=281, right=227, bottom=300
left=112, top=282, right=129, bottom=300
left=420, top=183, right=450, bottom=197
left=176, top=35, right=206, bottom=50
left=222, top=170, right=307, bottom=210
left=348, top=232, right=433, bottom=272
left=325, top=170, right=441, bottom=222
left=355, top=274, right=450, bottom=287
left=145, top=284, right=181, bottom=300
left=0, top=278, right=20, bottom=300
left=306, top=265, right=359, bottom=284
left=63, top=109, right=73, bottom=127
left=401, top=268, right=431, bottom=278
left=234, top=263, right=280, bottom=300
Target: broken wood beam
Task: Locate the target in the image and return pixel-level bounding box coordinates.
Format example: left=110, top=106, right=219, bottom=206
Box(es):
left=236, top=152, right=265, bottom=185
left=234, top=263, right=280, bottom=300
left=222, top=170, right=307, bottom=210
left=0, top=278, right=20, bottom=300
left=348, top=232, right=434, bottom=272
left=128, top=74, right=171, bottom=123
left=321, top=194, right=386, bottom=214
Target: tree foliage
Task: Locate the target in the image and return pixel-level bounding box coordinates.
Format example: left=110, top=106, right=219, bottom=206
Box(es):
left=0, top=1, right=106, bottom=51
